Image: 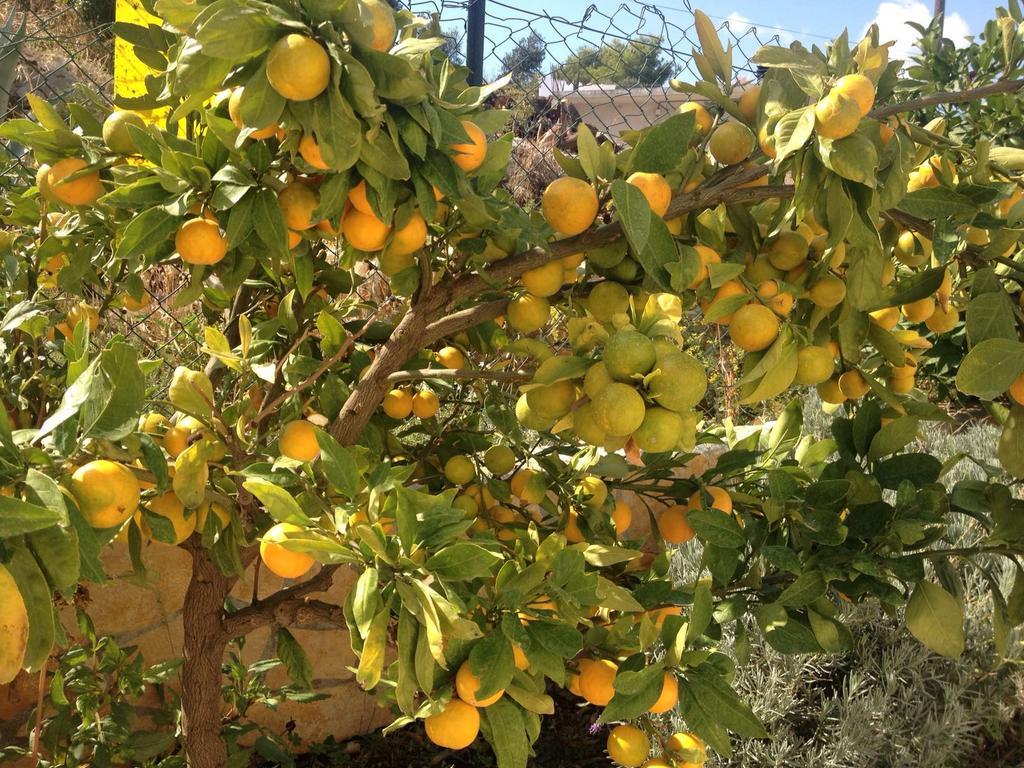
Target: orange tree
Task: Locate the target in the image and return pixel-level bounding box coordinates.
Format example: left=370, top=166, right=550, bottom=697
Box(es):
left=2, top=3, right=1024, bottom=767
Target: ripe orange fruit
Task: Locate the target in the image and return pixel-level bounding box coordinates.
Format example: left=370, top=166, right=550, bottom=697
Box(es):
left=279, top=419, right=320, bottom=462
left=703, top=280, right=748, bottom=324
left=795, top=346, right=835, bottom=386
left=677, top=101, right=712, bottom=134
left=176, top=218, right=228, bottom=265
left=814, top=91, right=861, bottom=140
left=70, top=460, right=141, bottom=529
left=450, top=120, right=487, bottom=172
left=577, top=658, right=618, bottom=706
left=925, top=304, right=959, bottom=333
left=817, top=376, right=847, bottom=405
left=612, top=499, right=632, bottom=537
left=729, top=303, right=780, bottom=352
left=260, top=522, right=315, bottom=579
left=389, top=212, right=428, bottom=256
left=411, top=389, right=440, bottom=418
left=455, top=660, right=504, bottom=707
left=689, top=244, right=721, bottom=288
left=689, top=485, right=732, bottom=515
left=648, top=671, right=679, bottom=714
left=435, top=346, right=466, bottom=369
left=626, top=171, right=672, bottom=217
left=666, top=732, right=706, bottom=763
left=737, top=84, right=761, bottom=123
left=383, top=388, right=413, bottom=419
left=141, top=491, right=196, bottom=544
left=298, top=133, right=329, bottom=170
left=838, top=369, right=870, bottom=400
left=266, top=34, right=330, bottom=102
left=607, top=724, right=651, bottom=768
left=47, top=158, right=104, bottom=206
left=658, top=504, right=693, bottom=544
left=834, top=74, right=875, bottom=116
left=424, top=698, right=480, bottom=750
left=278, top=183, right=319, bottom=231
left=363, top=0, right=397, bottom=51
left=228, top=88, right=276, bottom=139
left=347, top=180, right=375, bottom=215
left=342, top=207, right=391, bottom=252
left=1008, top=373, right=1024, bottom=405
left=808, top=274, right=847, bottom=308
left=542, top=176, right=599, bottom=236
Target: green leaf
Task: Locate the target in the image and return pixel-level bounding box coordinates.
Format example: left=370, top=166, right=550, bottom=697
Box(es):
left=173, top=443, right=209, bottom=509
left=276, top=627, right=313, bottom=689
left=776, top=570, right=827, bottom=608
left=80, top=342, right=145, bottom=440
left=868, top=416, right=919, bottom=460
left=599, top=663, right=665, bottom=722
left=905, top=581, right=965, bottom=658
left=116, top=207, right=180, bottom=259
left=352, top=567, right=381, bottom=639
left=481, top=698, right=530, bottom=768
left=316, top=431, right=362, bottom=498
left=874, top=454, right=942, bottom=489
left=356, top=608, right=389, bottom=689
left=681, top=665, right=767, bottom=739
left=956, top=338, right=1024, bottom=400
left=243, top=479, right=311, bottom=525
left=6, top=542, right=56, bottom=672
left=0, top=496, right=64, bottom=538
left=774, top=106, right=815, bottom=162
left=627, top=112, right=695, bottom=174
left=253, top=188, right=289, bottom=260
left=168, top=366, right=214, bottom=422
left=26, top=525, right=79, bottom=593
left=426, top=543, right=501, bottom=580
left=966, top=291, right=1017, bottom=345
left=470, top=633, right=515, bottom=701
left=898, top=187, right=979, bottom=219
left=686, top=509, right=745, bottom=548
left=611, top=179, right=675, bottom=290
left=687, top=579, right=713, bottom=645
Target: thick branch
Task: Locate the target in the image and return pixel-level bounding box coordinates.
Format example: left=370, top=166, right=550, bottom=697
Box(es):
left=221, top=564, right=341, bottom=639
left=421, top=298, right=510, bottom=345
left=869, top=78, right=1024, bottom=119
left=387, top=368, right=531, bottom=384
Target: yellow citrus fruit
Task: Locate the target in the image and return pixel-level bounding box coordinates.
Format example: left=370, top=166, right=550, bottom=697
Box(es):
left=737, top=84, right=761, bottom=122
left=196, top=500, right=230, bottom=531
left=176, top=218, right=228, bottom=266
left=648, top=671, right=679, bottom=714
left=745, top=255, right=784, bottom=285
left=389, top=212, right=427, bottom=256
left=450, top=120, right=487, bottom=172
left=678, top=101, right=712, bottom=134
left=260, top=522, right=315, bottom=579
left=517, top=394, right=556, bottom=430
left=279, top=419, right=320, bottom=462
left=278, top=183, right=319, bottom=231
left=0, top=564, right=28, bottom=685
left=436, top=346, right=466, bottom=369
left=521, top=260, right=565, bottom=297
left=690, top=485, right=732, bottom=514
left=572, top=403, right=607, bottom=446
left=363, top=0, right=397, bottom=51
left=607, top=724, right=651, bottom=768
left=730, top=303, right=780, bottom=352
left=266, top=34, right=330, bottom=101
left=817, top=376, right=847, bottom=405
left=342, top=207, right=391, bottom=252
left=703, top=280, right=749, bottom=325
left=542, top=177, right=599, bottom=236
left=592, top=382, right=646, bottom=437
left=298, top=133, right=329, bottom=170
left=70, top=460, right=141, bottom=529
left=795, top=346, right=835, bottom=385
left=666, top=732, right=706, bottom=763
left=47, top=157, right=104, bottom=206
left=483, top=444, right=515, bottom=475
left=648, top=352, right=707, bottom=412
left=102, top=109, right=146, bottom=154
left=809, top=274, right=847, bottom=308
left=510, top=468, right=546, bottom=504
left=378, top=249, right=415, bottom=276
left=120, top=290, right=150, bottom=312
left=902, top=297, right=936, bottom=323
left=61, top=302, right=100, bottom=339
left=444, top=454, right=475, bottom=485
left=834, top=74, right=875, bottom=116
left=228, top=88, right=276, bottom=139
left=455, top=660, right=504, bottom=707
left=925, top=304, right=959, bottom=333
left=162, top=424, right=190, bottom=458
left=612, top=499, right=632, bottom=537
left=1007, top=373, right=1024, bottom=405
left=632, top=407, right=683, bottom=453
left=626, top=171, right=672, bottom=217
left=891, top=374, right=915, bottom=394
left=689, top=244, right=721, bottom=288
left=526, top=380, right=576, bottom=420
left=709, top=121, right=755, bottom=166
left=411, top=389, right=440, bottom=419
left=604, top=330, right=657, bottom=381
left=424, top=698, right=480, bottom=750
left=642, top=760, right=672, bottom=768
left=583, top=361, right=614, bottom=400
left=766, top=232, right=808, bottom=271
left=588, top=281, right=631, bottom=322
left=576, top=476, right=607, bottom=508
left=658, top=504, right=694, bottom=544
left=507, top=294, right=550, bottom=333
left=869, top=306, right=900, bottom=330
left=383, top=388, right=413, bottom=419
left=139, top=412, right=168, bottom=435
left=141, top=491, right=195, bottom=544
left=347, top=180, right=375, bottom=215
left=814, top=91, right=861, bottom=140
left=893, top=231, right=928, bottom=266
left=578, top=658, right=618, bottom=706
left=838, top=370, right=870, bottom=399
left=759, top=122, right=777, bottom=159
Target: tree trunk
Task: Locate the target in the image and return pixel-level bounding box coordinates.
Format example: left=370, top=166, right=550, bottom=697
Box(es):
left=181, top=541, right=231, bottom=768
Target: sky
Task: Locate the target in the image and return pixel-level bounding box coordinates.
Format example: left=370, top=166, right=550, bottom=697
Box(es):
left=417, top=0, right=998, bottom=80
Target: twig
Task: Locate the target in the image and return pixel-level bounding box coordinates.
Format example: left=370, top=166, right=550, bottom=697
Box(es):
left=386, top=368, right=532, bottom=384
left=32, top=665, right=45, bottom=764
left=869, top=78, right=1024, bottom=119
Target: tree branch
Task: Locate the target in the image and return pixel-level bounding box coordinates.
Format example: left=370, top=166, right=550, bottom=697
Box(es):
left=386, top=368, right=532, bottom=384
left=221, top=564, right=341, bottom=639
left=869, top=78, right=1024, bottom=119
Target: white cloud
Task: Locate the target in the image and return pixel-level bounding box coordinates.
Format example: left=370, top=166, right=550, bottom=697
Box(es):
left=725, top=11, right=794, bottom=45
left=867, top=1, right=970, bottom=61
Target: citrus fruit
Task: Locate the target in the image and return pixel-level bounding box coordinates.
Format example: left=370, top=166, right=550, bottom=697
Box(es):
left=455, top=660, right=504, bottom=707
left=1008, top=373, right=1024, bottom=405
left=690, top=485, right=732, bottom=514
left=47, top=158, right=104, bottom=206
left=591, top=382, right=646, bottom=437
left=228, top=88, right=276, bottom=139
left=0, top=564, right=28, bottom=685
left=648, top=351, right=707, bottom=411
left=648, top=671, right=679, bottom=714
left=266, top=34, right=330, bottom=101
left=516, top=393, right=555, bottom=431
left=572, top=403, right=607, bottom=446
left=578, top=658, right=618, bottom=706
left=102, top=110, right=146, bottom=154
left=689, top=244, right=721, bottom=288
left=838, top=369, right=870, bottom=399
left=577, top=476, right=608, bottom=508
left=260, top=522, right=315, bottom=579
left=607, top=724, right=650, bottom=767
left=583, top=361, right=614, bottom=399
left=745, top=255, right=784, bottom=285
left=588, top=281, right=630, bottom=322
left=834, top=73, right=875, bottom=116
left=526, top=380, right=576, bottom=420
left=817, top=377, right=847, bottom=404
left=450, top=120, right=487, bottom=172
left=709, top=121, right=755, bottom=165
left=280, top=419, right=320, bottom=462
left=436, top=346, right=466, bottom=369
left=658, top=504, right=694, bottom=544
left=795, top=346, right=835, bottom=385
left=677, top=101, right=712, bottom=134
left=703, top=280, right=748, bottom=324
left=141, top=491, right=195, bottom=544
left=383, top=388, right=413, bottom=419
left=808, top=274, right=847, bottom=308
left=626, top=171, right=672, bottom=216
left=737, top=84, right=760, bottom=123
left=378, top=249, right=415, bottom=276
left=342, top=207, right=391, bottom=252
left=507, top=294, right=550, bottom=333
left=298, top=133, right=329, bottom=170
left=411, top=389, right=439, bottom=418
left=176, top=218, right=228, bottom=265
left=612, top=499, right=632, bottom=537
left=729, top=303, right=780, bottom=352
left=424, top=698, right=479, bottom=750
left=278, top=183, right=319, bottom=231
left=542, top=177, right=599, bottom=236
left=604, top=330, right=657, bottom=381
left=363, top=0, right=397, bottom=51
left=347, top=180, right=376, bottom=215
left=195, top=500, right=230, bottom=531
left=70, top=460, right=141, bottom=529
left=521, top=260, right=564, bottom=297
left=510, top=468, right=546, bottom=504
left=814, top=91, right=861, bottom=139
left=666, top=732, right=706, bottom=763
left=444, top=455, right=475, bottom=485
left=387, top=212, right=427, bottom=256
left=484, top=444, right=515, bottom=475
left=632, top=407, right=683, bottom=453
left=766, top=232, right=808, bottom=271
left=925, top=304, right=959, bottom=333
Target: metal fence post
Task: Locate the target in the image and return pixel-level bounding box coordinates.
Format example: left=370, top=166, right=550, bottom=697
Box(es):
left=466, top=0, right=486, bottom=86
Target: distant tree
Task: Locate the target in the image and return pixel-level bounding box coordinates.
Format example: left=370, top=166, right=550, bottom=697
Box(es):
left=500, top=31, right=546, bottom=81
left=557, top=34, right=671, bottom=87
left=440, top=25, right=464, bottom=65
